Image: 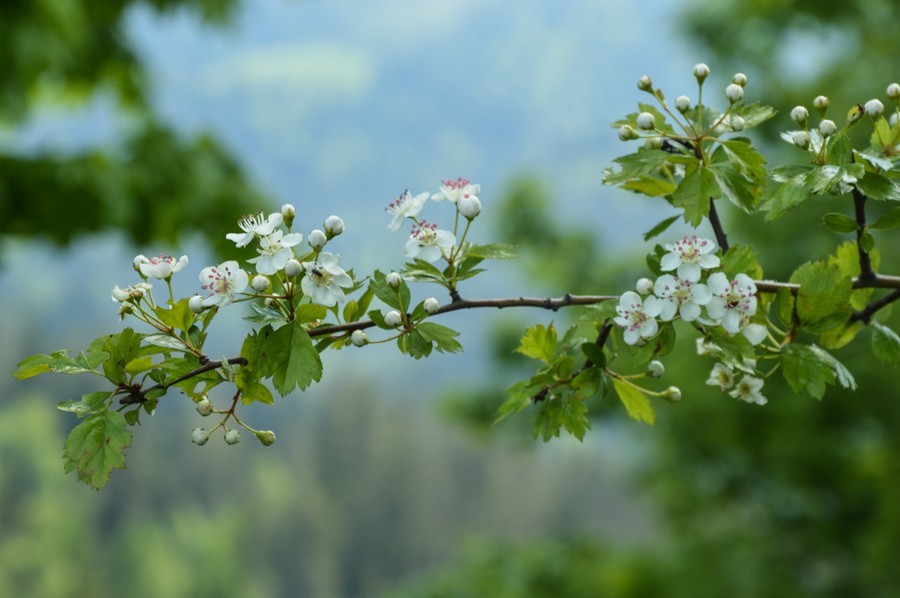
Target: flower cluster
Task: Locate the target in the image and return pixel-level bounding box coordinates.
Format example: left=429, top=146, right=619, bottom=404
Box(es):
left=614, top=235, right=766, bottom=347
left=385, top=178, right=481, bottom=263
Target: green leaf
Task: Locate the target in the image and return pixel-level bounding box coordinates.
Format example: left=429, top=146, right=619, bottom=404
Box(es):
left=464, top=243, right=517, bottom=260
left=125, top=356, right=154, bottom=376
left=370, top=270, right=411, bottom=311
left=244, top=303, right=288, bottom=325
left=872, top=323, right=900, bottom=365
left=782, top=343, right=855, bottom=400
left=721, top=244, right=762, bottom=279
left=495, top=379, right=540, bottom=424
left=532, top=395, right=591, bottom=442
left=789, top=262, right=852, bottom=332
left=734, top=102, right=776, bottom=129
left=63, top=408, right=132, bottom=490
left=580, top=342, right=606, bottom=368
left=711, top=165, right=758, bottom=213
left=57, top=391, right=111, bottom=417
left=642, top=215, right=680, bottom=241
left=294, top=303, right=328, bottom=324
left=516, top=323, right=557, bottom=363
left=773, top=287, right=795, bottom=330
left=856, top=171, right=898, bottom=201
left=603, top=149, right=672, bottom=186
left=143, top=334, right=187, bottom=351
left=825, top=135, right=853, bottom=166
left=623, top=322, right=676, bottom=366
left=762, top=170, right=812, bottom=221
left=612, top=378, right=655, bottom=425
left=720, top=138, right=768, bottom=182
left=416, top=322, right=463, bottom=354
left=155, top=299, right=195, bottom=332
left=102, top=328, right=143, bottom=383
left=870, top=206, right=900, bottom=229
left=262, top=320, right=323, bottom=395
left=571, top=367, right=603, bottom=398
left=15, top=349, right=109, bottom=379
left=860, top=231, right=876, bottom=252
left=671, top=165, right=717, bottom=227
left=821, top=212, right=859, bottom=233
left=14, top=353, right=55, bottom=379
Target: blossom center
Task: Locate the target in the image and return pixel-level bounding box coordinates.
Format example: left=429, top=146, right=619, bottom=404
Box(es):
left=201, top=266, right=235, bottom=296
left=237, top=211, right=266, bottom=233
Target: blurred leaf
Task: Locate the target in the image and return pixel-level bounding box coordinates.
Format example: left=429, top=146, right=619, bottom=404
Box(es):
left=63, top=409, right=132, bottom=490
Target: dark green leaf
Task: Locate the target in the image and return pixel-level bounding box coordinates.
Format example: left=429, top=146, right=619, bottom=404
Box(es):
left=63, top=408, right=132, bottom=490
left=671, top=165, right=717, bottom=227
left=821, top=212, right=859, bottom=233
left=856, top=171, right=898, bottom=201
left=263, top=320, right=323, bottom=395
left=721, top=244, right=762, bottom=279
left=790, top=262, right=852, bottom=332
left=870, top=206, right=900, bottom=229
left=643, top=215, right=680, bottom=241
left=762, top=171, right=811, bottom=221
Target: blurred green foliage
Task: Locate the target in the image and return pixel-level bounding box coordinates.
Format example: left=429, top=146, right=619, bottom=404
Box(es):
left=0, top=0, right=266, bottom=255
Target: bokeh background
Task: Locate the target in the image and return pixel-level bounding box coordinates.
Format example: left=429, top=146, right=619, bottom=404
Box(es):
left=2, top=0, right=899, bottom=596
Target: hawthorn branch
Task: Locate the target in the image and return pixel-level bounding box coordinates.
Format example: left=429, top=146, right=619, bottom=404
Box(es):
left=850, top=288, right=900, bottom=324
left=708, top=199, right=730, bottom=253
left=853, top=188, right=875, bottom=281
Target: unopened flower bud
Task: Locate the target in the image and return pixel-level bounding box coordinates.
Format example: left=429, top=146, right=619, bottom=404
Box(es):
left=675, top=96, right=692, bottom=113
left=637, top=75, right=653, bottom=91
left=281, top=203, right=296, bottom=227
left=864, top=99, right=884, bottom=119
left=888, top=83, right=900, bottom=102
left=133, top=255, right=148, bottom=273
left=891, top=113, right=900, bottom=128
left=644, top=137, right=664, bottom=150
left=189, top=295, right=205, bottom=313
left=251, top=275, right=270, bottom=292
left=725, top=83, right=744, bottom=103
left=384, top=310, right=402, bottom=328
left=351, top=330, right=368, bottom=347
left=813, top=95, right=830, bottom=113
left=731, top=72, right=748, bottom=87
left=731, top=116, right=745, bottom=131
left=819, top=119, right=837, bottom=136
left=636, top=278, right=654, bottom=295
left=458, top=195, right=482, bottom=219
left=224, top=429, right=241, bottom=445
left=792, top=131, right=810, bottom=149
left=284, top=258, right=302, bottom=277
left=647, top=360, right=665, bottom=378
left=423, top=297, right=440, bottom=314
left=618, top=125, right=638, bottom=141
left=255, top=430, right=276, bottom=446
left=308, top=229, right=327, bottom=250
left=196, top=397, right=213, bottom=416
left=693, top=63, right=710, bottom=83
left=191, top=427, right=209, bottom=446
left=386, top=272, right=403, bottom=289
left=662, top=386, right=682, bottom=403
left=264, top=297, right=275, bottom=307
left=636, top=112, right=656, bottom=130
left=324, top=215, right=345, bottom=237
left=790, top=106, right=809, bottom=124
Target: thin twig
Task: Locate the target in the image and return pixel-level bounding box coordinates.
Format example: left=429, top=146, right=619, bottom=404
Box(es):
left=853, top=187, right=875, bottom=280
left=708, top=198, right=730, bottom=253
left=850, top=288, right=900, bottom=324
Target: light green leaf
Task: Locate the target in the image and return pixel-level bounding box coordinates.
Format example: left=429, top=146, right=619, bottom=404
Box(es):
left=125, top=356, right=154, bottom=376
left=516, top=324, right=557, bottom=363
left=671, top=165, right=717, bottom=227
left=464, top=243, right=517, bottom=260
left=143, top=334, right=187, bottom=351
left=612, top=378, right=655, bottom=425
left=155, top=299, right=195, bottom=332
left=263, top=320, right=323, bottom=395
left=721, top=244, right=762, bottom=279
left=790, top=262, right=852, bottom=332
left=63, top=408, right=132, bottom=490
left=872, top=323, right=900, bottom=365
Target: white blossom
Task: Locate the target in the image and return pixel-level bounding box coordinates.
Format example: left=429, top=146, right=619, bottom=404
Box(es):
left=614, top=291, right=663, bottom=345
left=706, top=272, right=758, bottom=334
left=248, top=230, right=304, bottom=275
left=385, top=190, right=429, bottom=231
left=226, top=211, right=283, bottom=248
left=137, top=254, right=188, bottom=280
left=659, top=235, right=720, bottom=282
left=432, top=177, right=480, bottom=204
left=404, top=221, right=456, bottom=263
left=458, top=195, right=482, bottom=219
left=652, top=274, right=712, bottom=321
left=706, top=363, right=735, bottom=390
left=729, top=375, right=767, bottom=405
left=300, top=252, right=353, bottom=307
left=199, top=261, right=249, bottom=307
left=308, top=229, right=327, bottom=251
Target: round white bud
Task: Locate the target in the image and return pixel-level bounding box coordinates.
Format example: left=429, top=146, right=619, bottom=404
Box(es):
left=792, top=131, right=811, bottom=149
left=255, top=430, right=277, bottom=446
left=813, top=95, right=830, bottom=111
left=731, top=116, right=745, bottom=132
left=618, top=125, right=638, bottom=141
left=647, top=360, right=665, bottom=378
left=662, top=386, right=682, bottom=403
left=308, top=229, right=327, bottom=250
left=458, top=195, right=482, bottom=220
left=324, top=215, right=345, bottom=236
left=790, top=105, right=809, bottom=124
left=644, top=137, right=664, bottom=150
left=888, top=83, right=900, bottom=101
left=188, top=295, right=206, bottom=313
left=224, top=429, right=241, bottom=445
left=196, top=397, right=213, bottom=416
left=351, top=330, right=368, bottom=347
left=280, top=203, right=296, bottom=227
left=725, top=83, right=744, bottom=103
left=731, top=72, right=748, bottom=87
left=133, top=255, right=147, bottom=273
left=191, top=427, right=209, bottom=446
left=675, top=95, right=692, bottom=113
left=423, top=297, right=440, bottom=314
left=635, top=278, right=654, bottom=295
left=819, top=119, right=837, bottom=136
left=251, top=275, right=270, bottom=292
left=637, top=75, right=653, bottom=91
left=386, top=272, right=403, bottom=289
left=864, top=99, right=884, bottom=119
left=284, top=258, right=303, bottom=277
left=384, top=310, right=402, bottom=328
left=693, top=63, right=710, bottom=82
left=636, top=112, right=656, bottom=130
